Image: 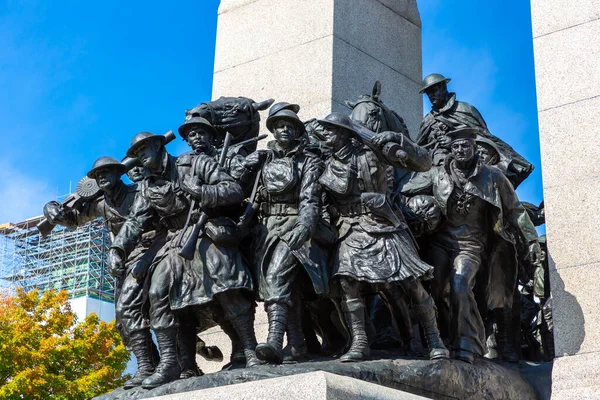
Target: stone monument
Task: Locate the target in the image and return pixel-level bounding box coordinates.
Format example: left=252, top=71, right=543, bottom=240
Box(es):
left=212, top=0, right=423, bottom=138
left=531, top=1, right=600, bottom=398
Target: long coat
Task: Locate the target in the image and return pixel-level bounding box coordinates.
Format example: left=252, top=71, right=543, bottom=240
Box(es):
left=400, top=157, right=539, bottom=308
left=112, top=151, right=253, bottom=310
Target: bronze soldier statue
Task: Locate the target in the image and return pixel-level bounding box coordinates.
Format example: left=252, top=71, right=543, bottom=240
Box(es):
left=241, top=108, right=331, bottom=364
left=317, top=112, right=449, bottom=363
left=43, top=157, right=158, bottom=389
left=109, top=130, right=259, bottom=388
left=401, top=127, right=543, bottom=364
left=176, top=115, right=257, bottom=368
left=418, top=73, right=533, bottom=187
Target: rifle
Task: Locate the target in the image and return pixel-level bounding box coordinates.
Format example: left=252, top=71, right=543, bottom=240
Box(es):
left=36, top=130, right=176, bottom=237
left=177, top=131, right=233, bottom=260
left=237, top=167, right=263, bottom=234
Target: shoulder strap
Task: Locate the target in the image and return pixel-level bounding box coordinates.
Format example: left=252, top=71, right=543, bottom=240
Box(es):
left=357, top=151, right=375, bottom=192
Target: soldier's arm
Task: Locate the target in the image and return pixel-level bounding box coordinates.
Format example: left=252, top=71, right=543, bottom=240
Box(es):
left=192, top=154, right=244, bottom=208
left=111, top=192, right=155, bottom=259
left=373, top=131, right=432, bottom=172
left=44, top=198, right=103, bottom=229
left=296, top=156, right=324, bottom=234
left=398, top=169, right=434, bottom=196
left=497, top=171, right=538, bottom=244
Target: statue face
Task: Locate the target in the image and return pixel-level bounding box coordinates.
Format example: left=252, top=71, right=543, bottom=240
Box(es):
left=476, top=144, right=498, bottom=165
left=425, top=83, right=448, bottom=109
left=134, top=141, right=162, bottom=168
left=94, top=168, right=121, bottom=191
left=321, top=125, right=348, bottom=151
left=186, top=128, right=214, bottom=152
left=451, top=139, right=476, bottom=164
left=272, top=120, right=296, bottom=149
left=127, top=165, right=149, bottom=182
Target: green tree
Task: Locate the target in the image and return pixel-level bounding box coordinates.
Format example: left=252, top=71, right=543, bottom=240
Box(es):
left=0, top=288, right=129, bottom=400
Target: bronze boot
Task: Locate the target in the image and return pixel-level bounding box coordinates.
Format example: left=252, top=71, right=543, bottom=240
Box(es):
left=496, top=308, right=519, bottom=363
left=178, top=323, right=203, bottom=379
left=413, top=296, right=450, bottom=360
left=229, top=311, right=262, bottom=367
left=340, top=299, right=370, bottom=363
left=141, top=328, right=181, bottom=389
left=123, top=329, right=156, bottom=389
left=284, top=302, right=308, bottom=361
left=256, top=303, right=287, bottom=364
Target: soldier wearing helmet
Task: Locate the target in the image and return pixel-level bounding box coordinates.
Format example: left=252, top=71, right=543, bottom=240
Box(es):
left=316, top=112, right=449, bottom=363
left=43, top=156, right=159, bottom=389
left=239, top=106, right=331, bottom=364
left=110, top=130, right=259, bottom=388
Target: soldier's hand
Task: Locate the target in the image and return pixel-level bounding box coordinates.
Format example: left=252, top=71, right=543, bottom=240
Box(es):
left=108, top=248, right=126, bottom=278
left=244, top=150, right=268, bottom=171
left=287, top=224, right=310, bottom=250
left=527, top=241, right=545, bottom=266
left=371, top=131, right=400, bottom=147
left=43, top=201, right=67, bottom=225
left=437, top=135, right=451, bottom=148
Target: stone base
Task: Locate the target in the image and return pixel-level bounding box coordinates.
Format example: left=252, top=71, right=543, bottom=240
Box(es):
left=94, top=351, right=543, bottom=400
left=152, top=371, right=426, bottom=400
left=550, top=353, right=600, bottom=400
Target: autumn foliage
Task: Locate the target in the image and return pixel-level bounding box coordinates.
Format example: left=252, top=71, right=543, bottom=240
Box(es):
left=0, top=288, right=129, bottom=400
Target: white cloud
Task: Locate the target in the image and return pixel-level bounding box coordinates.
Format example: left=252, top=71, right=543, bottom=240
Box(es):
left=0, top=162, right=56, bottom=224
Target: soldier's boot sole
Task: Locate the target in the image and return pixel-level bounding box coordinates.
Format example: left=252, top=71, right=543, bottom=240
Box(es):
left=255, top=342, right=283, bottom=364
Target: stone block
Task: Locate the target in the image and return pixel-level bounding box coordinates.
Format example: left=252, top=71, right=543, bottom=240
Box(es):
left=213, top=35, right=335, bottom=135
left=550, top=262, right=600, bottom=356
left=533, top=18, right=600, bottom=111
left=377, top=0, right=421, bottom=27
left=543, top=177, right=600, bottom=269
left=214, top=0, right=334, bottom=73
left=538, top=95, right=600, bottom=188
left=551, top=352, right=600, bottom=399
left=332, top=36, right=423, bottom=138
left=334, top=0, right=422, bottom=80
left=531, top=0, right=600, bottom=38
left=151, top=371, right=426, bottom=400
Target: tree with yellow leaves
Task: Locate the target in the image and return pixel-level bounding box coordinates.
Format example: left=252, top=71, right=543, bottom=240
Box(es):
left=0, top=288, right=129, bottom=400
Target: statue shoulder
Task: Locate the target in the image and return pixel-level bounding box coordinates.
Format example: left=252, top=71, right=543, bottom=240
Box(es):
left=176, top=151, right=196, bottom=166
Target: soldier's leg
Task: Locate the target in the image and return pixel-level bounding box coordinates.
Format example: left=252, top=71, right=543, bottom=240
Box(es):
left=177, top=310, right=203, bottom=379
left=142, top=259, right=180, bottom=389
left=338, top=276, right=370, bottom=362
left=395, top=278, right=449, bottom=360
left=449, top=252, right=485, bottom=363
left=304, top=298, right=347, bottom=356
left=116, top=272, right=157, bottom=389
left=377, top=288, right=415, bottom=354
left=215, top=289, right=261, bottom=368
left=256, top=241, right=300, bottom=364
left=427, top=245, right=453, bottom=342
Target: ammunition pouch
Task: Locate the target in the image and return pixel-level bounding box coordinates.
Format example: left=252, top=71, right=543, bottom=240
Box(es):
left=205, top=217, right=240, bottom=247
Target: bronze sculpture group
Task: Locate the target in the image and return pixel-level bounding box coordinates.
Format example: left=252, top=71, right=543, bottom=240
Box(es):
left=41, top=73, right=551, bottom=390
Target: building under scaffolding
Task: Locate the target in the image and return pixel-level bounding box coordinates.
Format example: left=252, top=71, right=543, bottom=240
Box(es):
left=0, top=215, right=115, bottom=302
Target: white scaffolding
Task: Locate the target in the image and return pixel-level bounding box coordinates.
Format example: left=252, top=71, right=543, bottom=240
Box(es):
left=0, top=215, right=115, bottom=302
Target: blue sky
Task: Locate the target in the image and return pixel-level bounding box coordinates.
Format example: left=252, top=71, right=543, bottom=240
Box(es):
left=0, top=0, right=542, bottom=225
